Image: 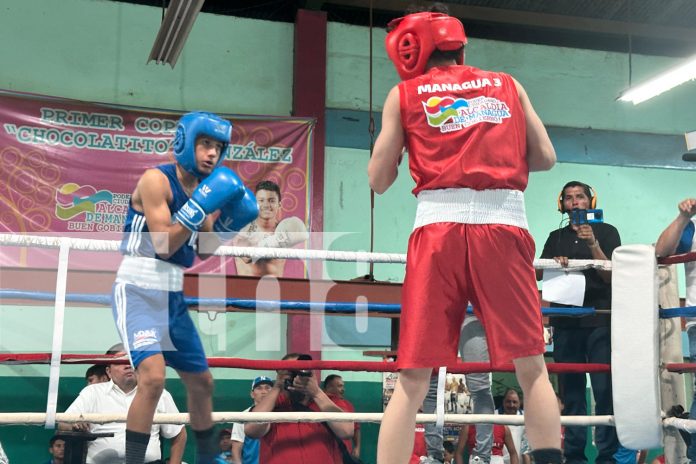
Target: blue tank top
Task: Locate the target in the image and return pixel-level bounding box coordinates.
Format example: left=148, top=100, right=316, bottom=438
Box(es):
left=242, top=436, right=260, bottom=464
left=677, top=221, right=695, bottom=254
left=119, top=163, right=197, bottom=268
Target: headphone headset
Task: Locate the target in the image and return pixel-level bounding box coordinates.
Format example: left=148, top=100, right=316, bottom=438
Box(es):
left=557, top=182, right=597, bottom=213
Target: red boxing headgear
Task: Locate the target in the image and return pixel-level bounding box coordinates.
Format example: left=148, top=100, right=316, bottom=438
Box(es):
left=385, top=12, right=467, bottom=81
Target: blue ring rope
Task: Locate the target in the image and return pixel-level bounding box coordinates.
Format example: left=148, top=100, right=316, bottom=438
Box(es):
left=659, top=307, right=696, bottom=319
left=0, top=289, right=599, bottom=316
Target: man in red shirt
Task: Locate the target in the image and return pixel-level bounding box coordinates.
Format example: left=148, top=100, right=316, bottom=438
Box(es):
left=324, top=374, right=362, bottom=460
left=368, top=6, right=560, bottom=464
left=456, top=425, right=518, bottom=464
left=244, top=353, right=354, bottom=463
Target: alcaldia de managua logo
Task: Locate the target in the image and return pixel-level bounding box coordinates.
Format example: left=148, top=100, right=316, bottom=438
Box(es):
left=55, top=182, right=129, bottom=232
left=423, top=96, right=511, bottom=133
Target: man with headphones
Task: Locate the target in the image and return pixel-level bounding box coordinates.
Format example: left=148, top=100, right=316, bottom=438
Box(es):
left=537, top=181, right=621, bottom=464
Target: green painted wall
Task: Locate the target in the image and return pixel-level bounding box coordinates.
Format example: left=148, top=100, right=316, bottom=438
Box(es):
left=326, top=23, right=696, bottom=134
left=2, top=0, right=694, bottom=134
left=324, top=148, right=696, bottom=291
left=0, top=0, right=294, bottom=114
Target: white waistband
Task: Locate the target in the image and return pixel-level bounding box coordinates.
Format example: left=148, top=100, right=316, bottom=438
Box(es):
left=116, top=256, right=184, bottom=292
left=413, top=188, right=528, bottom=230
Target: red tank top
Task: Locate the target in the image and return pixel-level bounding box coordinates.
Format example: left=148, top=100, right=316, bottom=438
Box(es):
left=398, top=65, right=528, bottom=195
left=467, top=424, right=507, bottom=456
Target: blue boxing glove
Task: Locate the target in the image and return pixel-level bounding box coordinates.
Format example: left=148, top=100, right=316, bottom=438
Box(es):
left=213, top=187, right=259, bottom=238
left=174, top=167, right=245, bottom=231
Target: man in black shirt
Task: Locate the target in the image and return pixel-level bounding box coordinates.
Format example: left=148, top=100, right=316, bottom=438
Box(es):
left=537, top=181, right=620, bottom=464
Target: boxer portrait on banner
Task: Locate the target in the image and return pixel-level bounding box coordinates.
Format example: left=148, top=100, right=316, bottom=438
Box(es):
left=234, top=179, right=309, bottom=277
left=111, top=111, right=258, bottom=464
left=367, top=5, right=561, bottom=464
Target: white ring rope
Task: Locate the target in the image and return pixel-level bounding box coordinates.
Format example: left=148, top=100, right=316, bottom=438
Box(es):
left=663, top=417, right=696, bottom=433
left=0, top=234, right=120, bottom=252
left=0, top=412, right=615, bottom=427
left=0, top=233, right=611, bottom=269
left=221, top=245, right=406, bottom=263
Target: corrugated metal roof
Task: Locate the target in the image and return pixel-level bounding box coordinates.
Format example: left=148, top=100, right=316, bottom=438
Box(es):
left=448, top=0, right=696, bottom=28
left=111, top=0, right=696, bottom=56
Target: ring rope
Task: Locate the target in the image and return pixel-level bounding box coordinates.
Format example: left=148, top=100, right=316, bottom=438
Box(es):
left=0, top=233, right=611, bottom=270
left=0, top=289, right=603, bottom=317
left=0, top=238, right=678, bottom=443
left=0, top=412, right=615, bottom=427
left=663, top=417, right=696, bottom=433
left=658, top=251, right=696, bottom=266
left=664, top=363, right=696, bottom=374
left=659, top=307, right=696, bottom=319
left=0, top=290, right=400, bottom=314
left=0, top=354, right=611, bottom=373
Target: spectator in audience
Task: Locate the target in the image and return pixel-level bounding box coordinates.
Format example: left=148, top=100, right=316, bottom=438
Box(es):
left=537, top=181, right=620, bottom=464
left=324, top=374, right=361, bottom=460
left=85, top=364, right=109, bottom=385
left=656, top=197, right=696, bottom=461
left=456, top=425, right=518, bottom=464
left=497, top=389, right=526, bottom=464
left=228, top=376, right=274, bottom=464
left=443, top=441, right=456, bottom=464
left=215, top=428, right=234, bottom=463
left=60, top=343, right=186, bottom=463
left=42, top=435, right=65, bottom=464
left=244, top=353, right=354, bottom=463
left=497, top=389, right=522, bottom=415
left=410, top=423, right=428, bottom=464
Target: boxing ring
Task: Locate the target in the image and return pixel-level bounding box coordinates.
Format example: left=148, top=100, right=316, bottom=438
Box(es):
left=2, top=233, right=696, bottom=456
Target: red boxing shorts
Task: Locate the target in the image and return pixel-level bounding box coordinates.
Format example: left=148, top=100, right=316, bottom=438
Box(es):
left=398, top=222, right=545, bottom=368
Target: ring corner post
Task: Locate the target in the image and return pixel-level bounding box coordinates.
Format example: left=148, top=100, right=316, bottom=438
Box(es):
left=611, top=244, right=662, bottom=449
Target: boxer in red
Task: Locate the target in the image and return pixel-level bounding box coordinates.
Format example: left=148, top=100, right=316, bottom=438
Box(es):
left=368, top=6, right=560, bottom=464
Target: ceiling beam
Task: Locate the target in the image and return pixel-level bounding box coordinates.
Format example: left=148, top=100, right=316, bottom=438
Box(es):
left=328, top=0, right=696, bottom=42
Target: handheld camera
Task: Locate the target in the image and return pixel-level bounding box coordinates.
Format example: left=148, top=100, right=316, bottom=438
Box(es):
left=284, top=353, right=313, bottom=390
left=569, top=208, right=604, bottom=226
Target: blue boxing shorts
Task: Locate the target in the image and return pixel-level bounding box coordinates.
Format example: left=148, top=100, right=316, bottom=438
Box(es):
left=111, top=281, right=208, bottom=373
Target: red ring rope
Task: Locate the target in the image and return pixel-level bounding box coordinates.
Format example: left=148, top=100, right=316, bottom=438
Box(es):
left=0, top=353, right=610, bottom=373
left=665, top=363, right=696, bottom=373
left=658, top=251, right=696, bottom=266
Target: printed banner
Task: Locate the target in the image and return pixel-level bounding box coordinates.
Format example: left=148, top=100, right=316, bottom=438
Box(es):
left=0, top=91, right=314, bottom=277
left=382, top=364, right=469, bottom=452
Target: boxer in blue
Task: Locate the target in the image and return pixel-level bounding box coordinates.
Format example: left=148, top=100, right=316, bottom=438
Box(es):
left=112, top=111, right=258, bottom=464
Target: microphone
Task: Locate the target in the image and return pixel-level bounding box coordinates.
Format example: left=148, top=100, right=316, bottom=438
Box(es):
left=683, top=152, right=696, bottom=162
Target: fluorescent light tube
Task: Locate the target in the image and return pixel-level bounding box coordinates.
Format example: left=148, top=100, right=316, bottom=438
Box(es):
left=618, top=54, right=696, bottom=104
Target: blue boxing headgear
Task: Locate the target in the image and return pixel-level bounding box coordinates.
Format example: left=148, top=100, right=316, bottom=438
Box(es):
left=173, top=112, right=231, bottom=178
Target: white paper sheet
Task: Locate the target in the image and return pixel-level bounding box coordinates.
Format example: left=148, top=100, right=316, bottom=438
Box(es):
left=542, top=269, right=586, bottom=306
